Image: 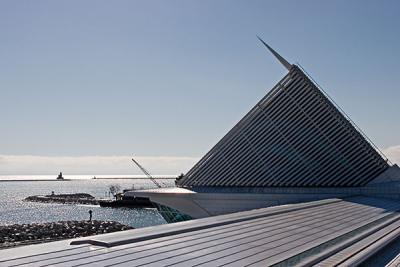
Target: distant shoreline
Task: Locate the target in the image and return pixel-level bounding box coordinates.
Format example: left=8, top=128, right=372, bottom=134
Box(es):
left=92, top=177, right=176, bottom=179
left=0, top=177, right=176, bottom=182
left=0, top=179, right=72, bottom=182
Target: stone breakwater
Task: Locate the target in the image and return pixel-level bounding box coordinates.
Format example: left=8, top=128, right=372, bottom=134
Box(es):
left=25, top=193, right=99, bottom=205
left=0, top=220, right=133, bottom=249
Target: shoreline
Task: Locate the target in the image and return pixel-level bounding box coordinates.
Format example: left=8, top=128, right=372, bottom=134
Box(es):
left=0, top=220, right=133, bottom=250
left=0, top=177, right=176, bottom=182
left=0, top=179, right=72, bottom=182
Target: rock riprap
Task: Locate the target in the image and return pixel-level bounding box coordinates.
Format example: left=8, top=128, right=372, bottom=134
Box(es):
left=0, top=220, right=133, bottom=249
left=25, top=193, right=99, bottom=205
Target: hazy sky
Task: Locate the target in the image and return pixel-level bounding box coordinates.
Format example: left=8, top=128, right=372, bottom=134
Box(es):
left=1, top=0, right=399, bottom=175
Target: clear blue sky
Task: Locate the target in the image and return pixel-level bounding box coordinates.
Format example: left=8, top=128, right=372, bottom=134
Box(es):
left=1, top=0, right=399, bottom=174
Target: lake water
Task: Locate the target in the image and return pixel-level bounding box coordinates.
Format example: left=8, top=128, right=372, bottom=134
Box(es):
left=0, top=177, right=175, bottom=228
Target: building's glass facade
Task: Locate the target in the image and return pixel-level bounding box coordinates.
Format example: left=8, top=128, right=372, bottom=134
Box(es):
left=152, top=203, right=193, bottom=223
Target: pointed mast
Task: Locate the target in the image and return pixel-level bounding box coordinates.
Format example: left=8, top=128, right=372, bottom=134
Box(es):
left=257, top=36, right=291, bottom=71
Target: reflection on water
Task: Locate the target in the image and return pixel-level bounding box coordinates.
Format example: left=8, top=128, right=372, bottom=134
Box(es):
left=0, top=178, right=175, bottom=228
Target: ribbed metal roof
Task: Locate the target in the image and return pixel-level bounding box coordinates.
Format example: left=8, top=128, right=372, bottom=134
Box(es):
left=179, top=65, right=388, bottom=187
left=1, top=197, right=400, bottom=266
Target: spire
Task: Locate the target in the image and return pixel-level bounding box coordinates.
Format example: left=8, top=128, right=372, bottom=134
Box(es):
left=257, top=36, right=291, bottom=71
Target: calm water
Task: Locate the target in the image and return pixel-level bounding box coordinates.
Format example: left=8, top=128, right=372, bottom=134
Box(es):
left=0, top=177, right=175, bottom=228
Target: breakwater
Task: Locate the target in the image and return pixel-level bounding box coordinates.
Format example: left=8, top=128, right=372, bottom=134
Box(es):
left=0, top=220, right=133, bottom=249
left=25, top=193, right=99, bottom=205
